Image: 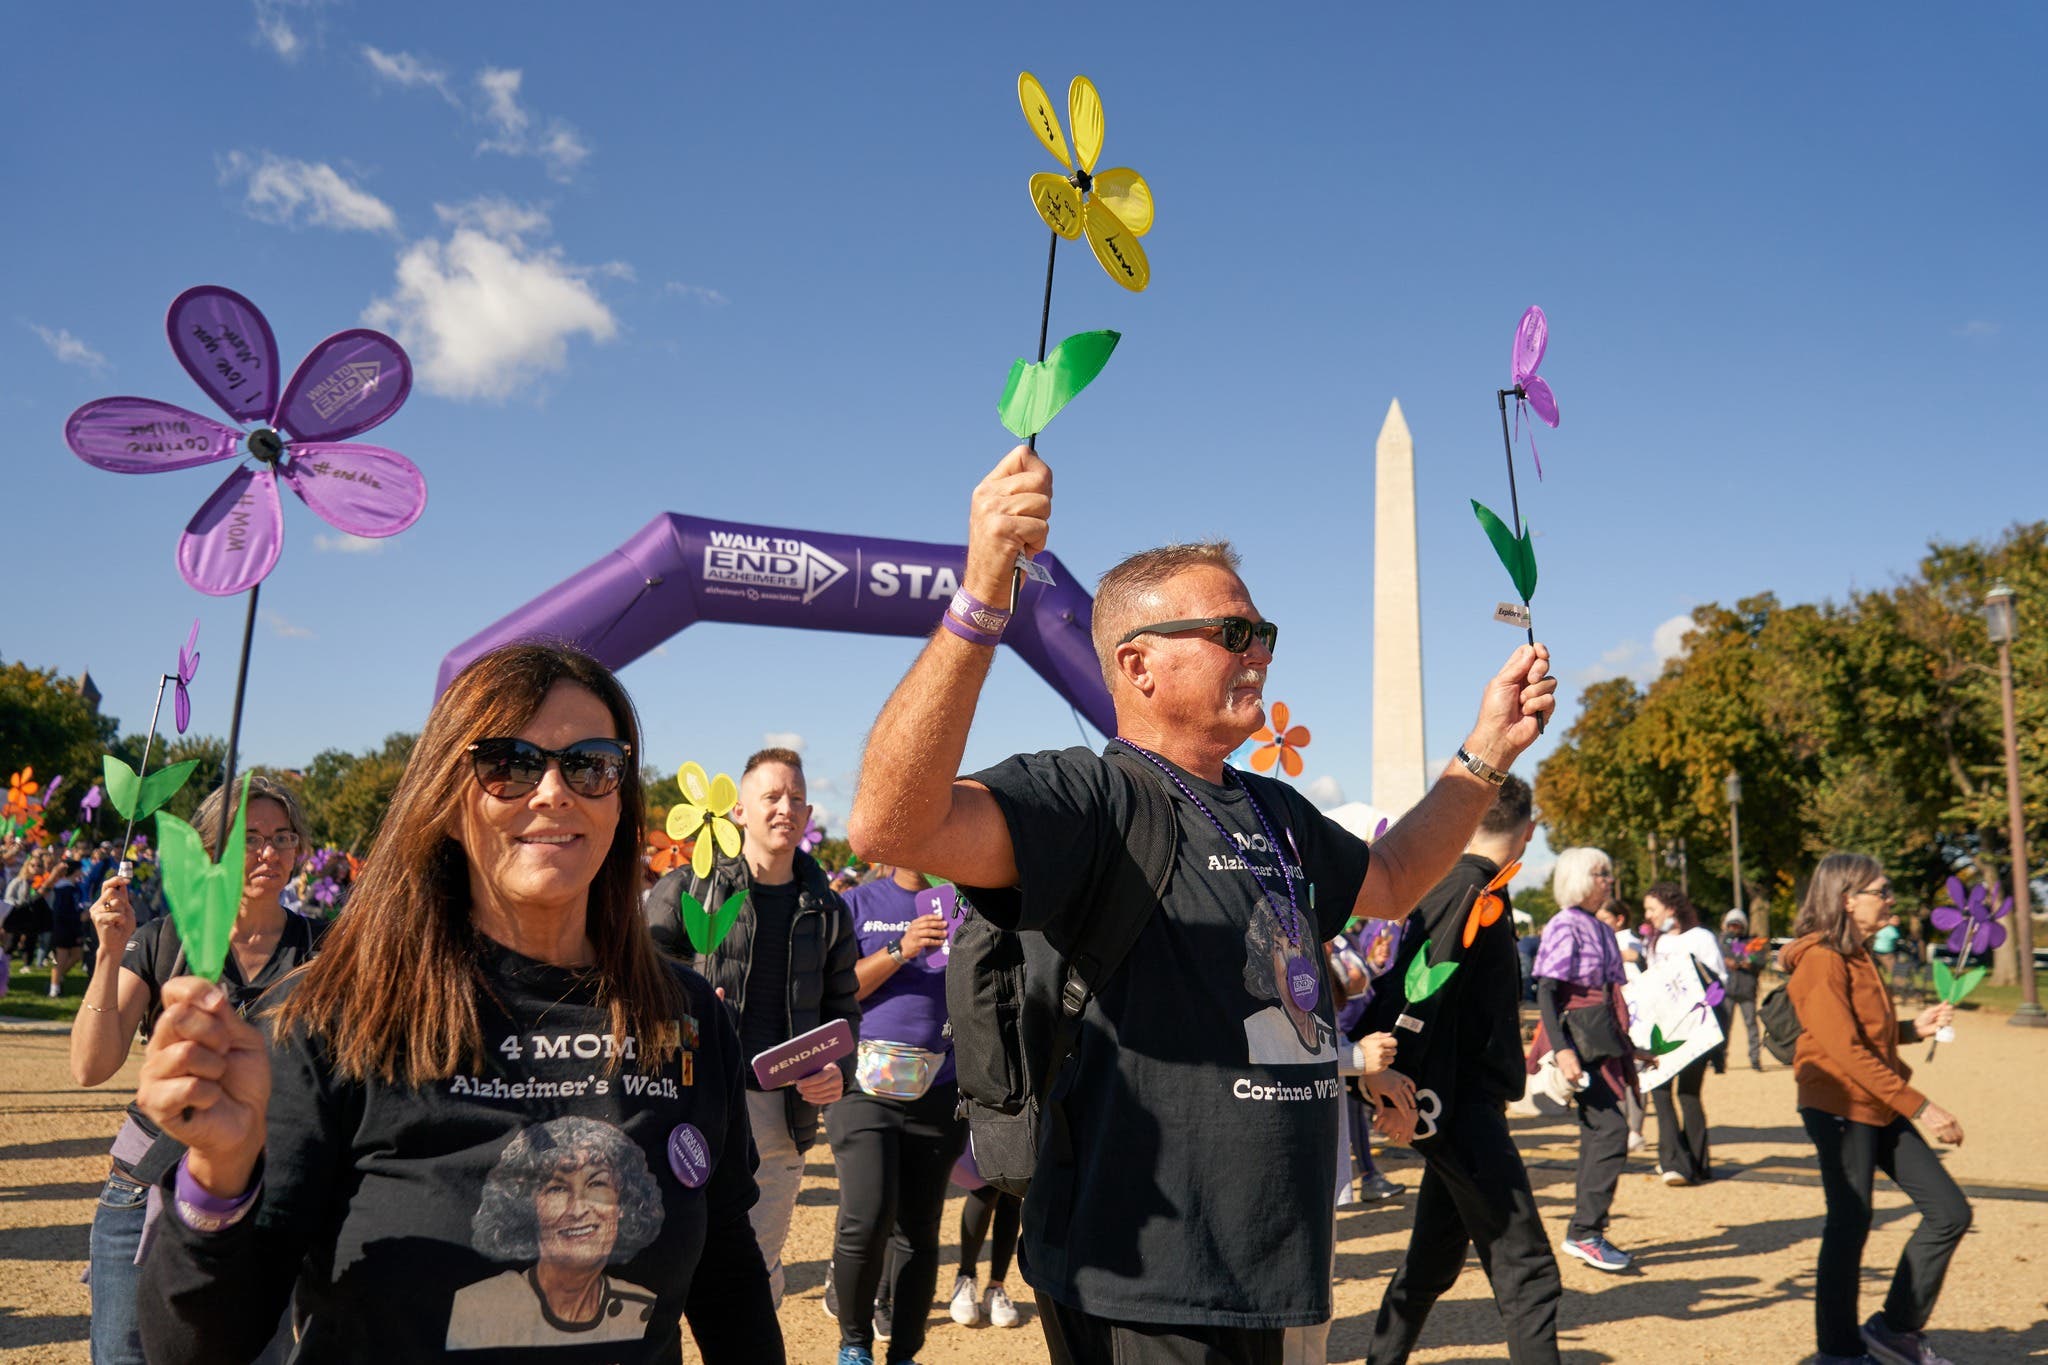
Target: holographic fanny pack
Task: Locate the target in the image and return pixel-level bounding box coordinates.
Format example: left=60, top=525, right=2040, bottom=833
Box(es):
left=855, top=1039, right=945, bottom=1101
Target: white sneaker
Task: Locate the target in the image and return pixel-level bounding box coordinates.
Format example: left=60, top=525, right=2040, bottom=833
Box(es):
left=984, top=1282, right=1020, bottom=1328
left=1626, top=1130, right=1645, bottom=1153
left=47, top=983, right=60, bottom=997
left=948, top=1274, right=979, bottom=1325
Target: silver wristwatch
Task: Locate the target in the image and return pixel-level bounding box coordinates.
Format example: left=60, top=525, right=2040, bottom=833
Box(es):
left=1454, top=746, right=1508, bottom=787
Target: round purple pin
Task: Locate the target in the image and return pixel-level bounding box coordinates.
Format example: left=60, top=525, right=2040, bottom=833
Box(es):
left=1286, top=953, right=1320, bottom=1012
left=667, top=1122, right=711, bottom=1189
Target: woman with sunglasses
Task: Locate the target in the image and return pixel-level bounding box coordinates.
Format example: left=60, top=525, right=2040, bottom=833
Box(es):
left=70, top=776, right=319, bottom=1365
left=132, top=643, right=782, bottom=1363
left=1785, top=854, right=1969, bottom=1365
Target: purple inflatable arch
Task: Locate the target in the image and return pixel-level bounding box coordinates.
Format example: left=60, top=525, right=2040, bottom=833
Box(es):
left=436, top=513, right=1115, bottom=737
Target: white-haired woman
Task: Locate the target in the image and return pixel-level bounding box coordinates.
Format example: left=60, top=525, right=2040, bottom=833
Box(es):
left=1527, top=847, right=1639, bottom=1272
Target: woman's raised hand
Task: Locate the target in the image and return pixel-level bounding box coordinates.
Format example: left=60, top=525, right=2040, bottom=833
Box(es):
left=135, top=977, right=271, bottom=1195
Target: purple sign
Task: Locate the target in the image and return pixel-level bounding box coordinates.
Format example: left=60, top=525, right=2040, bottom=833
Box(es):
left=914, top=882, right=959, bottom=971
left=750, top=1018, right=855, bottom=1089
left=437, top=514, right=1115, bottom=737
left=666, top=1122, right=711, bottom=1189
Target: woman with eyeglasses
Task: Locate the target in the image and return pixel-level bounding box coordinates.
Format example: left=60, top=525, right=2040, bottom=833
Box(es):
left=70, top=775, right=320, bottom=1365
left=1785, top=854, right=1969, bottom=1365
left=1527, top=847, right=1641, bottom=1273
left=131, top=643, right=782, bottom=1363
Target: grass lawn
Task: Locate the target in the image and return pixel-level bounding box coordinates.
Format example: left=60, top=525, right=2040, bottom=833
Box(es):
left=0, top=959, right=88, bottom=1023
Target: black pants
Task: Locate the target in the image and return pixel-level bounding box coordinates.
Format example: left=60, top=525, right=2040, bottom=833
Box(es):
left=1569, top=1070, right=1629, bottom=1240
left=1801, top=1109, right=1972, bottom=1357
left=1651, top=1052, right=1712, bottom=1182
left=827, top=1082, right=966, bottom=1360
left=1366, top=1102, right=1561, bottom=1365
left=1037, top=1293, right=1282, bottom=1365
left=959, top=1184, right=1021, bottom=1283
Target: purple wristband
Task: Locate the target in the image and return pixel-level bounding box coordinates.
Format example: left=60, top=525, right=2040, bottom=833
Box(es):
left=173, top=1154, right=261, bottom=1233
left=947, top=588, right=1012, bottom=636
left=941, top=612, right=1002, bottom=648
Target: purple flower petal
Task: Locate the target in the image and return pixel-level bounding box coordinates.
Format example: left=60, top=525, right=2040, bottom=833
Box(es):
left=1979, top=920, right=2008, bottom=952
left=66, top=397, right=243, bottom=474
left=1945, top=875, right=1968, bottom=912
left=1946, top=926, right=1969, bottom=956
left=166, top=286, right=280, bottom=424
left=178, top=465, right=284, bottom=596
left=275, top=330, right=412, bottom=443
left=1522, top=373, right=1559, bottom=428
left=1511, top=305, right=1548, bottom=385
left=281, top=443, right=427, bottom=538
left=1930, top=904, right=1965, bottom=932
left=179, top=618, right=201, bottom=685
left=174, top=679, right=191, bottom=735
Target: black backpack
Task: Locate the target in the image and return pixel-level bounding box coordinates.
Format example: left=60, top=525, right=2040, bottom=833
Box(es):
left=1759, top=981, right=1802, bottom=1063
left=946, top=748, right=1178, bottom=1197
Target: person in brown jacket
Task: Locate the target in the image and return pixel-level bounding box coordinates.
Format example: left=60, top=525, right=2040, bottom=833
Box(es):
left=1785, top=853, right=1970, bottom=1365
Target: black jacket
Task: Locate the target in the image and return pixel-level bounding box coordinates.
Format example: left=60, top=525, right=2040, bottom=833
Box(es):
left=645, top=849, right=859, bottom=1149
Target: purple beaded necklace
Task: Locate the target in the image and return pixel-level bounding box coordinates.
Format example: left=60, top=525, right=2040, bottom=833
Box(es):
left=1116, top=739, right=1320, bottom=1010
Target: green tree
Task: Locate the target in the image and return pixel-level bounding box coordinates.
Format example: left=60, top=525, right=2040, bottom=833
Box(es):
left=1, top=660, right=120, bottom=831
left=298, top=734, right=416, bottom=850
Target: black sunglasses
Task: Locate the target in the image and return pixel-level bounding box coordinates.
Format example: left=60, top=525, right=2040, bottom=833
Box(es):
left=467, top=738, right=632, bottom=800
left=1117, top=616, right=1279, bottom=655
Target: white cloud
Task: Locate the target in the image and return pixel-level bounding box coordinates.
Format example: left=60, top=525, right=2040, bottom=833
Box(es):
left=361, top=45, right=457, bottom=104
left=264, top=610, right=315, bottom=639
left=252, top=0, right=330, bottom=61
left=1304, top=775, right=1344, bottom=809
left=762, top=732, right=806, bottom=753
left=664, top=281, right=729, bottom=306
left=364, top=198, right=619, bottom=401
left=313, top=532, right=384, bottom=554
left=29, top=324, right=109, bottom=373
left=220, top=152, right=397, bottom=234
left=1574, top=612, right=1696, bottom=687
left=474, top=67, right=590, bottom=182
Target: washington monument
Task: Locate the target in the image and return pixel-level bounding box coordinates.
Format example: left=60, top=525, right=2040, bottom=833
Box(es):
left=1372, top=399, right=1428, bottom=814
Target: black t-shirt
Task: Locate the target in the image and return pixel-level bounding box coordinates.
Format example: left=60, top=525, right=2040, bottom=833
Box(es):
left=138, top=940, right=780, bottom=1364
left=968, top=744, right=1372, bottom=1329
left=738, top=881, right=798, bottom=1085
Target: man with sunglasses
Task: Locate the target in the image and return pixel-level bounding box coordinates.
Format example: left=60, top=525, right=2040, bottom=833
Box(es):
left=643, top=746, right=860, bottom=1310
left=850, top=444, right=1557, bottom=1365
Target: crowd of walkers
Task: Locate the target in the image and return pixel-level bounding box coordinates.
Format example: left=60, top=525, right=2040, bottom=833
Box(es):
left=7, top=444, right=1979, bottom=1365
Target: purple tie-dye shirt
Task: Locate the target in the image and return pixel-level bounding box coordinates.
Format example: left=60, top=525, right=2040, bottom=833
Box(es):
left=1530, top=905, right=1624, bottom=988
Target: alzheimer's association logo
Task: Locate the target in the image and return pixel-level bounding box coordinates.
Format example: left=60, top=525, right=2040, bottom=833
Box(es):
left=304, top=362, right=383, bottom=422
left=701, top=531, right=849, bottom=605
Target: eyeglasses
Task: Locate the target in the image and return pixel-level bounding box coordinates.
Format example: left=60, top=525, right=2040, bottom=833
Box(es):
left=1854, top=882, right=1896, bottom=902
left=1592, top=871, right=1615, bottom=881
left=468, top=738, right=632, bottom=800
left=1117, top=616, right=1279, bottom=655
left=243, top=832, right=303, bottom=854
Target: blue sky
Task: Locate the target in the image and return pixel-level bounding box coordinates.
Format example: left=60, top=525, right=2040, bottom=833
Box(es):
left=7, top=3, right=2044, bottom=874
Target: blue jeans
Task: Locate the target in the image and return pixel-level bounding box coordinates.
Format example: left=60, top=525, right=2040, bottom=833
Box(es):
left=87, top=1171, right=150, bottom=1365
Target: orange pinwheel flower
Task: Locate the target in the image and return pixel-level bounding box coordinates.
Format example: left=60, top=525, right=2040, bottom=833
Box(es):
left=3, top=767, right=40, bottom=826
left=645, top=829, right=691, bottom=875
left=1462, top=860, right=1523, bottom=948
left=1248, top=703, right=1310, bottom=777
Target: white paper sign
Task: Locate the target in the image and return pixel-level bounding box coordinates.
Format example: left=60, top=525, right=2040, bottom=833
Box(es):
left=1622, top=954, right=1725, bottom=1090
left=1494, top=601, right=1532, bottom=629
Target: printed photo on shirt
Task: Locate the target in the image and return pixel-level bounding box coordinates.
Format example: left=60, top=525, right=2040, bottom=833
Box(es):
left=1240, top=898, right=1336, bottom=1066
left=445, top=1117, right=663, bottom=1350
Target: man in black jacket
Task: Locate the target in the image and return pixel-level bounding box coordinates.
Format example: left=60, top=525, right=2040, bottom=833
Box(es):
left=1362, top=774, right=1562, bottom=1365
left=645, top=747, right=860, bottom=1307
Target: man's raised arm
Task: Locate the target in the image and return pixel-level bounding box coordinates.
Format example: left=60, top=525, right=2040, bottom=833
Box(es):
left=1357, top=642, right=1557, bottom=921
left=848, top=445, right=1053, bottom=889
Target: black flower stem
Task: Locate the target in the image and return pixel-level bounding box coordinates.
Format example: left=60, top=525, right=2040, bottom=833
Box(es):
left=118, top=672, right=174, bottom=856
left=1495, top=387, right=1543, bottom=733
left=1925, top=918, right=1977, bottom=1061
left=214, top=582, right=261, bottom=854
left=1011, top=228, right=1060, bottom=612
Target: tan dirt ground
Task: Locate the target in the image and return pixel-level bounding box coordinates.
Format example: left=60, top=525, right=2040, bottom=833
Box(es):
left=3, top=1013, right=2044, bottom=1363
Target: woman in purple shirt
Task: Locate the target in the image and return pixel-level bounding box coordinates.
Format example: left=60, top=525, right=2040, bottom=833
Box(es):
left=826, top=865, right=970, bottom=1365
left=1527, top=847, right=1640, bottom=1273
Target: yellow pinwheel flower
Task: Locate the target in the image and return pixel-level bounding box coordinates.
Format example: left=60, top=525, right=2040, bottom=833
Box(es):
left=1019, top=72, right=1154, bottom=292
left=665, top=761, right=742, bottom=879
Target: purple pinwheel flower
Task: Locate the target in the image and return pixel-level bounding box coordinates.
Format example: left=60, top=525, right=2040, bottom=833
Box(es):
left=1933, top=875, right=2010, bottom=957
left=43, top=774, right=63, bottom=806
left=1509, top=305, right=1560, bottom=478
left=79, top=784, right=103, bottom=822
left=175, top=618, right=201, bottom=734
left=65, top=285, right=426, bottom=597
left=799, top=816, right=825, bottom=854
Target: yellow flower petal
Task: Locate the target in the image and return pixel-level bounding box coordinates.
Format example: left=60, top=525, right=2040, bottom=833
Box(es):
left=677, top=761, right=711, bottom=805
left=706, top=772, right=738, bottom=818
left=666, top=802, right=707, bottom=842
left=1017, top=72, right=1071, bottom=170
left=691, top=835, right=714, bottom=880
left=1068, top=75, right=1103, bottom=174
left=712, top=815, right=744, bottom=858
left=1083, top=200, right=1150, bottom=292
left=1029, top=172, right=1084, bottom=240
left=1091, top=167, right=1153, bottom=236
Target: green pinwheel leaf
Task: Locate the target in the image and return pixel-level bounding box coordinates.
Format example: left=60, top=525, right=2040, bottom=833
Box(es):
left=1931, top=959, right=1955, bottom=1001
left=997, top=329, right=1122, bottom=438
left=1951, top=966, right=1988, bottom=1002
left=1648, top=1024, right=1685, bottom=1056
left=1471, top=500, right=1538, bottom=604
left=102, top=754, right=201, bottom=821
left=1402, top=939, right=1459, bottom=1002
left=154, top=776, right=251, bottom=981
left=680, top=889, right=748, bottom=957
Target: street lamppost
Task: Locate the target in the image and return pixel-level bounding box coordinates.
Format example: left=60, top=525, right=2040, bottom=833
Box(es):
left=1726, top=771, right=1744, bottom=922
left=1985, top=582, right=2044, bottom=1027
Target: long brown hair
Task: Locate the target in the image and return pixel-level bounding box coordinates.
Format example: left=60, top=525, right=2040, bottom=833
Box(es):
left=1792, top=852, right=1882, bottom=958
left=273, top=643, right=681, bottom=1085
